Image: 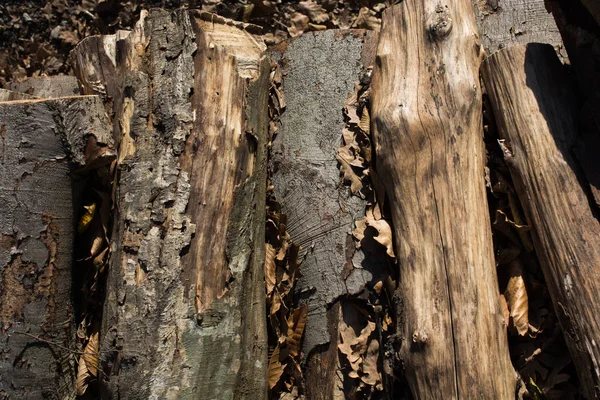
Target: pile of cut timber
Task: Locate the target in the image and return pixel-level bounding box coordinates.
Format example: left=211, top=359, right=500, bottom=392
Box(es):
left=1, top=1, right=599, bottom=399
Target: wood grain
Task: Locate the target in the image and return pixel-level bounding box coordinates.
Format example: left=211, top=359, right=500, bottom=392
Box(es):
left=72, top=10, right=269, bottom=399
left=482, top=43, right=600, bottom=399
left=370, top=2, right=516, bottom=398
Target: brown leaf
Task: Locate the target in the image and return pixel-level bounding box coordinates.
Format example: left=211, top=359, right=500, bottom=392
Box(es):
left=265, top=243, right=277, bottom=294
left=83, top=332, right=99, bottom=377
left=298, top=1, right=329, bottom=24
left=361, top=338, right=382, bottom=388
left=352, top=7, right=381, bottom=30
left=288, top=12, right=309, bottom=37
left=505, top=259, right=529, bottom=336
left=268, top=344, right=285, bottom=390
left=286, top=304, right=308, bottom=358
left=76, top=353, right=90, bottom=396
left=338, top=320, right=375, bottom=372
left=358, top=106, right=370, bottom=134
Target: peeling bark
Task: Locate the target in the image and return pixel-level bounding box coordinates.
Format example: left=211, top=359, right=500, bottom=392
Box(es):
left=72, top=10, right=269, bottom=399
left=482, top=43, right=600, bottom=399
left=370, top=2, right=516, bottom=398
left=0, top=96, right=113, bottom=399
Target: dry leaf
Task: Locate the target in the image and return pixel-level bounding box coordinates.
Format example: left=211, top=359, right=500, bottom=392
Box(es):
left=505, top=259, right=529, bottom=336
left=84, top=332, right=99, bottom=376
left=352, top=7, right=381, bottom=30
left=358, top=106, right=370, bottom=134
left=286, top=304, right=308, bottom=358
left=265, top=243, right=277, bottom=294
left=298, top=1, right=329, bottom=24
left=268, top=344, right=285, bottom=390
left=288, top=13, right=309, bottom=37
left=78, top=203, right=96, bottom=233
left=361, top=338, right=382, bottom=388
left=76, top=353, right=90, bottom=396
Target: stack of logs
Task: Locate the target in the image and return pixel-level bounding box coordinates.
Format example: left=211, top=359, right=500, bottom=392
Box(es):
left=1, top=0, right=599, bottom=399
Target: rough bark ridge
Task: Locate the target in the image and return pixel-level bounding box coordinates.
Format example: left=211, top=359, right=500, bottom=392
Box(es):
left=482, top=43, right=600, bottom=399
left=370, top=2, right=516, bottom=398
left=0, top=96, right=113, bottom=399
left=72, top=10, right=269, bottom=399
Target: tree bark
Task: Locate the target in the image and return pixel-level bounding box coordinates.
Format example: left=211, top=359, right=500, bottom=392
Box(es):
left=470, top=0, right=565, bottom=59
left=0, top=95, right=113, bottom=399
left=8, top=76, right=81, bottom=98
left=72, top=10, right=269, bottom=399
left=481, top=43, right=600, bottom=399
left=270, top=29, right=393, bottom=398
left=370, top=1, right=516, bottom=398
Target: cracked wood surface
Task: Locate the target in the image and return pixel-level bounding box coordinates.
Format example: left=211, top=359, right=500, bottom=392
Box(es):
left=0, top=95, right=113, bottom=399
left=482, top=43, right=600, bottom=399
left=370, top=2, right=516, bottom=398
left=73, top=9, right=269, bottom=399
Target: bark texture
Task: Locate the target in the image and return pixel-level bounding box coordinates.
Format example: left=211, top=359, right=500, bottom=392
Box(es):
left=482, top=43, right=600, bottom=399
left=72, top=10, right=269, bottom=399
left=471, top=0, right=565, bottom=58
left=0, top=96, right=113, bottom=399
left=370, top=2, right=516, bottom=398
left=8, top=76, right=81, bottom=98
left=270, top=29, right=387, bottom=398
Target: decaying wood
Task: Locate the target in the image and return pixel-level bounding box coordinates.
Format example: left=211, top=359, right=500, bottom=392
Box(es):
left=0, top=95, right=113, bottom=399
left=471, top=0, right=565, bottom=59
left=482, top=43, right=600, bottom=399
left=270, top=29, right=391, bottom=397
left=72, top=10, right=269, bottom=399
left=8, top=76, right=81, bottom=98
left=370, top=2, right=516, bottom=398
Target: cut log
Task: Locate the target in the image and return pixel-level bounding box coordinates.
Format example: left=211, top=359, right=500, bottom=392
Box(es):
left=481, top=43, right=600, bottom=399
left=8, top=76, right=81, bottom=98
left=72, top=10, right=269, bottom=399
left=370, top=1, right=516, bottom=398
left=0, top=95, right=113, bottom=399
left=270, top=29, right=391, bottom=397
left=471, top=0, right=565, bottom=59
left=0, top=88, right=34, bottom=101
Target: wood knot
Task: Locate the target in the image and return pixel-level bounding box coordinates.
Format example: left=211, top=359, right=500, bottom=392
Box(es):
left=410, top=330, right=429, bottom=352
left=428, top=5, right=452, bottom=40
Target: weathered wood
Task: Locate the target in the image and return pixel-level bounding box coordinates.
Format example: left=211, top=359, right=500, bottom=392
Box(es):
left=270, top=29, right=389, bottom=397
left=8, top=76, right=81, bottom=98
left=471, top=0, right=565, bottom=58
left=0, top=88, right=34, bottom=101
left=72, top=10, right=269, bottom=399
left=370, top=2, right=516, bottom=398
left=482, top=43, right=600, bottom=399
left=0, top=95, right=113, bottom=399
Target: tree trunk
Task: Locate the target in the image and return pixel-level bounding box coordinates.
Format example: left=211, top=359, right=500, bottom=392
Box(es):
left=8, top=76, right=81, bottom=99
left=270, top=29, right=394, bottom=398
left=0, top=95, right=113, bottom=399
left=370, top=1, right=516, bottom=398
left=72, top=10, right=269, bottom=399
left=481, top=43, right=600, bottom=399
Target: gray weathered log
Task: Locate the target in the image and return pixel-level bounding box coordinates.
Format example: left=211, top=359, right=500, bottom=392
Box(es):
left=72, top=10, right=269, bottom=399
left=0, top=95, right=113, bottom=399
left=270, top=29, right=386, bottom=398
left=0, top=89, right=34, bottom=101
left=370, top=1, right=516, bottom=398
left=471, top=0, right=565, bottom=59
left=8, top=76, right=81, bottom=98
left=482, top=43, right=600, bottom=399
